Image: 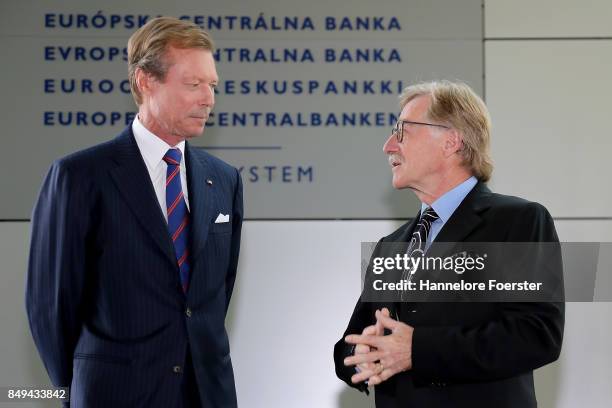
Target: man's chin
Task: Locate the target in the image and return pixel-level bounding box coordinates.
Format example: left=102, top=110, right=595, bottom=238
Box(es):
left=392, top=177, right=409, bottom=190
left=184, top=126, right=205, bottom=139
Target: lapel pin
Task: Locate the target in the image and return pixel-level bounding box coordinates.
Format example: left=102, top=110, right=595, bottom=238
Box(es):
left=206, top=179, right=213, bottom=186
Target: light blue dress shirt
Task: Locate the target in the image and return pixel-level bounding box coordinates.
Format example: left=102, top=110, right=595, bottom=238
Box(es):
left=421, top=176, right=478, bottom=251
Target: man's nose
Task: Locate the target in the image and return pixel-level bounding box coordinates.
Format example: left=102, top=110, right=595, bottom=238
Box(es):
left=201, top=85, right=215, bottom=106
left=383, top=133, right=398, bottom=154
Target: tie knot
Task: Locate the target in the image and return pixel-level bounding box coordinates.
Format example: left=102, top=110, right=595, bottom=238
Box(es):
left=163, top=148, right=182, bottom=166
left=421, top=207, right=439, bottom=222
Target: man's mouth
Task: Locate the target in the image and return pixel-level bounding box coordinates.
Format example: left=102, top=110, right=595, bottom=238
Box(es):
left=389, top=156, right=402, bottom=168
left=190, top=109, right=211, bottom=121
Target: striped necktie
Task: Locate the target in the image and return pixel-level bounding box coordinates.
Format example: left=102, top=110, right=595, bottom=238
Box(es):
left=163, top=148, right=191, bottom=293
left=401, top=207, right=439, bottom=300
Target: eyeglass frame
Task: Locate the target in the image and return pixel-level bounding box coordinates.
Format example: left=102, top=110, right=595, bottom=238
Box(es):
left=391, top=119, right=450, bottom=143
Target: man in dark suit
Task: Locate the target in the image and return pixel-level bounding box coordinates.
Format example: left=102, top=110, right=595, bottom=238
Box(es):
left=26, top=17, right=242, bottom=407
left=334, top=81, right=564, bottom=407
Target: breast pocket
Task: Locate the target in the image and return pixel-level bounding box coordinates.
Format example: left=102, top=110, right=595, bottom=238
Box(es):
left=210, top=221, right=232, bottom=234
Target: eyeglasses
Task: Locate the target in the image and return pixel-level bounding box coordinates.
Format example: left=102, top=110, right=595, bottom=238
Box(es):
left=391, top=119, right=450, bottom=143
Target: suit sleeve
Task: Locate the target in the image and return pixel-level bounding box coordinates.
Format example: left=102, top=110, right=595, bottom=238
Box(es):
left=333, top=240, right=388, bottom=393
left=25, top=160, right=92, bottom=387
left=333, top=295, right=372, bottom=394
left=224, top=168, right=243, bottom=313
left=411, top=202, right=565, bottom=384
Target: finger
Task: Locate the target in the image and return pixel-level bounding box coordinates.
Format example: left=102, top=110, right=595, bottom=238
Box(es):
left=376, top=312, right=401, bottom=331
left=378, top=368, right=395, bottom=382
left=351, top=367, right=379, bottom=384
left=344, top=350, right=382, bottom=366
left=374, top=308, right=391, bottom=334
left=354, top=344, right=370, bottom=354
left=374, top=310, right=384, bottom=336
left=362, top=325, right=377, bottom=336
left=352, top=362, right=384, bottom=384
left=345, top=334, right=381, bottom=347
left=357, top=362, right=376, bottom=371
left=368, top=366, right=396, bottom=386
left=367, top=374, right=382, bottom=386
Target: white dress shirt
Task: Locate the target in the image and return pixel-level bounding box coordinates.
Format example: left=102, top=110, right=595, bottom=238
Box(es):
left=132, top=116, right=190, bottom=223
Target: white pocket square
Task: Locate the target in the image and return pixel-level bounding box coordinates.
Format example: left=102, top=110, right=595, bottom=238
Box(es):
left=215, top=213, right=230, bottom=223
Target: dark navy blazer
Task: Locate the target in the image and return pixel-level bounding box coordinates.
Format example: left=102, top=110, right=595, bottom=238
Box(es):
left=26, top=126, right=243, bottom=407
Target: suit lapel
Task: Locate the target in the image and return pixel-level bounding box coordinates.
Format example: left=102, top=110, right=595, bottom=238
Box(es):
left=433, top=182, right=492, bottom=244
left=399, top=182, right=492, bottom=316
left=393, top=182, right=493, bottom=246
left=185, top=143, right=215, bottom=264
left=108, top=128, right=177, bottom=267
left=397, top=215, right=420, bottom=243
left=389, top=215, right=419, bottom=319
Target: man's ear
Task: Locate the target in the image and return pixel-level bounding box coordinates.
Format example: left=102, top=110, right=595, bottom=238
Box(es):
left=443, top=128, right=463, bottom=158
left=135, top=68, right=155, bottom=98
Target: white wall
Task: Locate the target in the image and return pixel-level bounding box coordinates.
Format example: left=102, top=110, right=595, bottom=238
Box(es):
left=485, top=1, right=612, bottom=407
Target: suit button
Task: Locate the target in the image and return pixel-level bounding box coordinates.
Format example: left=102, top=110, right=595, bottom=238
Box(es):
left=173, top=365, right=182, bottom=374
left=185, top=307, right=192, bottom=317
left=430, top=381, right=447, bottom=387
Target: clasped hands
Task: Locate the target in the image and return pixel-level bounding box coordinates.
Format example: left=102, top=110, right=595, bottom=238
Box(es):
left=343, top=308, right=414, bottom=386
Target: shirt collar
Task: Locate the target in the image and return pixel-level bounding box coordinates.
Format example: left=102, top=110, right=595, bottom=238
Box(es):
left=420, top=176, right=478, bottom=223
left=132, top=115, right=186, bottom=171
